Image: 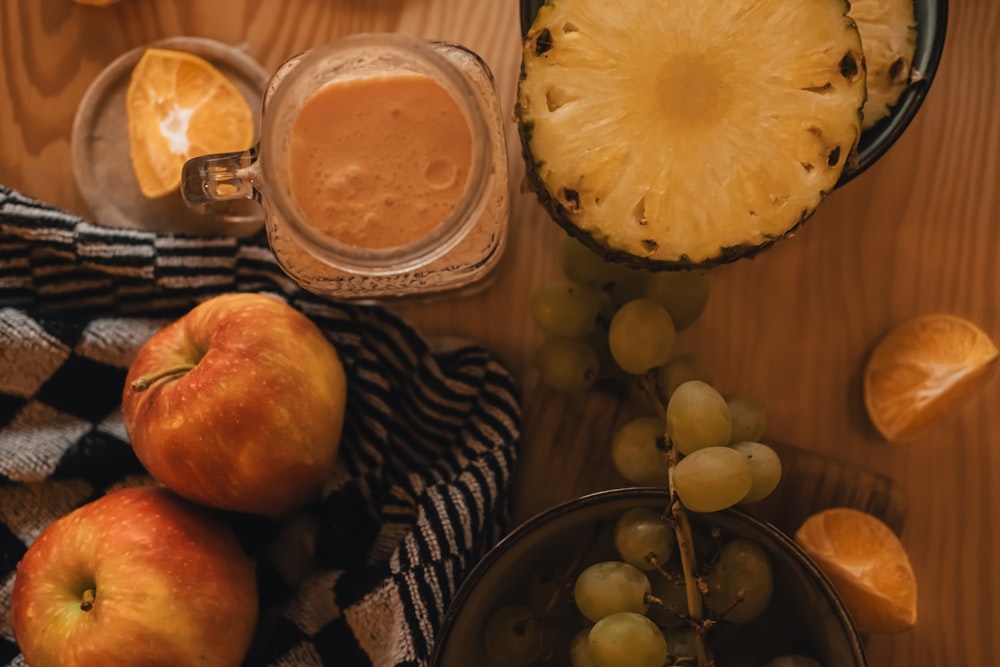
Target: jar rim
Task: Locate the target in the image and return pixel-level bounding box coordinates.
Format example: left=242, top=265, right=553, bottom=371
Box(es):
left=260, top=33, right=493, bottom=276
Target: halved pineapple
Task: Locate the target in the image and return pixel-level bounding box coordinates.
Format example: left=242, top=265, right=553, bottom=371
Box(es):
left=517, top=0, right=867, bottom=268
left=850, top=0, right=918, bottom=129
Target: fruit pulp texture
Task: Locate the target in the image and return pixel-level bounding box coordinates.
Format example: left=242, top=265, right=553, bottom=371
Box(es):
left=288, top=73, right=473, bottom=249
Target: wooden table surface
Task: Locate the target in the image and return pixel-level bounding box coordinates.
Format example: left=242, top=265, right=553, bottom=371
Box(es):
left=2, top=1, right=997, bottom=665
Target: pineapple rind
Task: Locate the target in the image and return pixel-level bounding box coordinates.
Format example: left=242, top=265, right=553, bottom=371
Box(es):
left=517, top=0, right=866, bottom=268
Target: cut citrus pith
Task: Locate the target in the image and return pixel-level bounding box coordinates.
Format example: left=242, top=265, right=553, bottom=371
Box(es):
left=848, top=0, right=918, bottom=129
left=516, top=0, right=866, bottom=269
left=126, top=48, right=254, bottom=198
left=863, top=314, right=998, bottom=443
left=795, top=507, right=917, bottom=634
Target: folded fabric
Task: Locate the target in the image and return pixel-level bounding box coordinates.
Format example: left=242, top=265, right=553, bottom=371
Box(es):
left=0, top=185, right=522, bottom=667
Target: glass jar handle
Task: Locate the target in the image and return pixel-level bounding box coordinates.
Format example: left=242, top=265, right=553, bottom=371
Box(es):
left=181, top=146, right=260, bottom=207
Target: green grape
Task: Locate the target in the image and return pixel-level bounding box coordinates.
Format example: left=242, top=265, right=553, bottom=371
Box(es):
left=672, top=446, right=752, bottom=513
left=657, top=353, right=715, bottom=401
left=530, top=280, right=602, bottom=337
left=608, top=299, right=676, bottom=375
left=482, top=604, right=542, bottom=667
left=570, top=628, right=600, bottom=667
left=643, top=270, right=710, bottom=330
left=610, top=417, right=669, bottom=486
left=534, top=337, right=600, bottom=393
left=557, top=236, right=652, bottom=310
left=588, top=612, right=667, bottom=667
left=666, top=380, right=731, bottom=455
left=614, top=507, right=676, bottom=571
left=558, top=234, right=622, bottom=288
left=573, top=561, right=651, bottom=622
left=731, top=441, right=782, bottom=504
left=706, top=538, right=774, bottom=624
left=646, top=567, right=689, bottom=628
left=765, top=656, right=824, bottom=667
left=726, top=391, right=768, bottom=444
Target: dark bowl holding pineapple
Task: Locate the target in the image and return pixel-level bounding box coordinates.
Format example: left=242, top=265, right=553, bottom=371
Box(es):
left=517, top=0, right=947, bottom=270
left=430, top=488, right=867, bottom=667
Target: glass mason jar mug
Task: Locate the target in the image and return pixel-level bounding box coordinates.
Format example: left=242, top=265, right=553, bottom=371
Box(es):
left=182, top=33, right=509, bottom=300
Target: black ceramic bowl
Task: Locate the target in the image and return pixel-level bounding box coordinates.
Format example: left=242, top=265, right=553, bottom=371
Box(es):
left=430, top=488, right=867, bottom=667
left=518, top=0, right=948, bottom=186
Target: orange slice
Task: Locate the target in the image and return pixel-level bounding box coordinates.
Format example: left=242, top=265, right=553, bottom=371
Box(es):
left=126, top=48, right=254, bottom=198
left=795, top=507, right=917, bottom=634
left=863, top=313, right=998, bottom=442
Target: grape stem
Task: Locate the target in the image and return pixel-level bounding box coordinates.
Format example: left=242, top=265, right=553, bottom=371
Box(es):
left=538, top=523, right=605, bottom=665
left=638, top=374, right=714, bottom=667
left=668, top=485, right=713, bottom=667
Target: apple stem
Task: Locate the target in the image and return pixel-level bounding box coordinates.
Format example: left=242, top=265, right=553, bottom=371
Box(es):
left=80, top=588, right=96, bottom=612
left=130, top=364, right=196, bottom=392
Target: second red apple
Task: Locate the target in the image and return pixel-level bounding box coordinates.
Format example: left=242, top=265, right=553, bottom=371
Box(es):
left=122, top=292, right=348, bottom=517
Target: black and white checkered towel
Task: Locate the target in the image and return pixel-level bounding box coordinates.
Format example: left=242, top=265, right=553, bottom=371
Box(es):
left=0, top=185, right=522, bottom=666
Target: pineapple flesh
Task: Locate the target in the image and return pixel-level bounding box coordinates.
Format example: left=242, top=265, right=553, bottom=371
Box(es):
left=850, top=0, right=919, bottom=129
left=517, top=0, right=867, bottom=268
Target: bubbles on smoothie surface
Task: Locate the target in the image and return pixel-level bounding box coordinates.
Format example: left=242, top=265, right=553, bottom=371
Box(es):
left=287, top=73, right=473, bottom=249
left=425, top=159, right=459, bottom=190
left=322, top=163, right=364, bottom=198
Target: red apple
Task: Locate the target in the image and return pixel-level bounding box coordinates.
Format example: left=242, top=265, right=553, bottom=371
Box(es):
left=121, top=292, right=347, bottom=517
left=11, top=486, right=259, bottom=667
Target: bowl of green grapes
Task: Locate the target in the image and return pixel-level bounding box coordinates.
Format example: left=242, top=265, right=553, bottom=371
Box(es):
left=430, top=487, right=867, bottom=667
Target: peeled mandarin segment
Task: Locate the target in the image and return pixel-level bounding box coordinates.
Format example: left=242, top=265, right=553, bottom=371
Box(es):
left=125, top=48, right=254, bottom=198
left=863, top=314, right=999, bottom=442
left=795, top=507, right=917, bottom=634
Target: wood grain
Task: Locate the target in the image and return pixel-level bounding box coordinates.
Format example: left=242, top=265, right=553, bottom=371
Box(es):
left=2, top=0, right=999, bottom=665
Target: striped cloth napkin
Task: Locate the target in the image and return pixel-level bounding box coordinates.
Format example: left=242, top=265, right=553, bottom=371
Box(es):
left=0, top=185, right=522, bottom=666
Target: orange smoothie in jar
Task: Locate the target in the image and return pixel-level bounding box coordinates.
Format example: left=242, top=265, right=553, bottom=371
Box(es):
left=287, top=73, right=473, bottom=249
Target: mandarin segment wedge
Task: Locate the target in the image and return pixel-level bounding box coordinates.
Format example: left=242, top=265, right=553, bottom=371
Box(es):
left=863, top=314, right=999, bottom=442
left=126, top=48, right=254, bottom=198
left=795, top=507, right=917, bottom=634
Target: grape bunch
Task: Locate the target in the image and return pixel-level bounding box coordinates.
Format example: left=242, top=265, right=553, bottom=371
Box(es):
left=534, top=235, right=782, bottom=515
left=613, top=377, right=782, bottom=514
left=509, top=236, right=800, bottom=665
left=531, top=236, right=710, bottom=394
left=480, top=506, right=826, bottom=667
